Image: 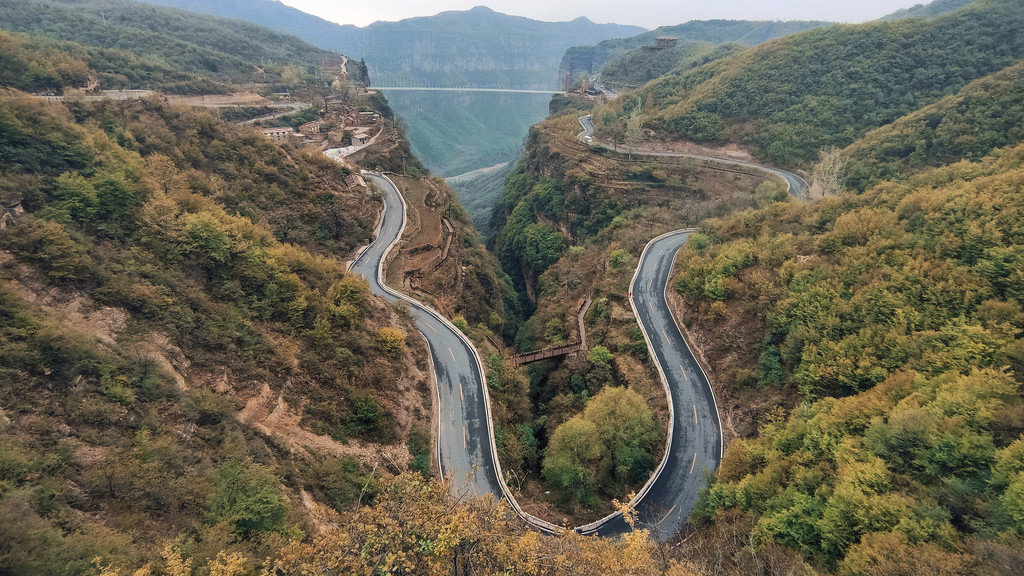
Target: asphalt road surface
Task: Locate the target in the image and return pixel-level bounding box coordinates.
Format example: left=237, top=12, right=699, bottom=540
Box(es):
left=593, top=230, right=723, bottom=538
left=352, top=172, right=722, bottom=541
left=347, top=120, right=802, bottom=539
left=578, top=114, right=809, bottom=198
left=350, top=173, right=504, bottom=501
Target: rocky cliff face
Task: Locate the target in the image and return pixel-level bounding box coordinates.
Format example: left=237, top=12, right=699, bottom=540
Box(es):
left=145, top=2, right=644, bottom=89
left=0, top=195, right=23, bottom=231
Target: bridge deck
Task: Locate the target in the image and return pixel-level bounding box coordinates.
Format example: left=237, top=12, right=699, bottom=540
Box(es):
left=374, top=86, right=562, bottom=95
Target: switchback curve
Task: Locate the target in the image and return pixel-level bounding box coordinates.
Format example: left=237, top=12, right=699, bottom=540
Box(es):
left=350, top=171, right=722, bottom=540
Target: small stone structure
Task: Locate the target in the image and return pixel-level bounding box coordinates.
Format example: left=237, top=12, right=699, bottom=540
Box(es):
left=0, top=196, right=24, bottom=230
left=654, top=36, right=678, bottom=49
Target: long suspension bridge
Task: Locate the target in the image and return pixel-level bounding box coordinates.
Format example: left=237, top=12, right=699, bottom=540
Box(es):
left=372, top=86, right=563, bottom=94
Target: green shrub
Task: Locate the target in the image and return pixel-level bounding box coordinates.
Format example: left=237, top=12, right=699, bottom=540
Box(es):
left=587, top=345, right=613, bottom=365
left=207, top=459, right=291, bottom=538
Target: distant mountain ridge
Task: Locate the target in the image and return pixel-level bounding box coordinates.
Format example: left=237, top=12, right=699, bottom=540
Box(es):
left=880, top=0, right=981, bottom=20
left=143, top=1, right=645, bottom=89
left=139, top=0, right=645, bottom=233
left=609, top=0, right=1024, bottom=167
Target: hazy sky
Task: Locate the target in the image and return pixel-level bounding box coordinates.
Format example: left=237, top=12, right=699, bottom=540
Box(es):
left=277, top=0, right=929, bottom=28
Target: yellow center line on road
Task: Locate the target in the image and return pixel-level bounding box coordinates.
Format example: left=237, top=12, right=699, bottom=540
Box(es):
left=659, top=504, right=677, bottom=524
left=690, top=452, right=698, bottom=475
left=693, top=404, right=698, bottom=425
left=427, top=323, right=438, bottom=333
left=449, top=348, right=456, bottom=362
left=459, top=381, right=464, bottom=402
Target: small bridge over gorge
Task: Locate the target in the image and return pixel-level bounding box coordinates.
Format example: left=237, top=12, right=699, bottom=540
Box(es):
left=513, top=294, right=592, bottom=366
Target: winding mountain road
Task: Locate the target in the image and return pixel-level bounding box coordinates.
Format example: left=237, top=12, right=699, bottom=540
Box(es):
left=350, top=173, right=507, bottom=504
left=238, top=102, right=312, bottom=125
left=618, top=230, right=722, bottom=537
left=350, top=170, right=722, bottom=540
left=578, top=114, right=809, bottom=197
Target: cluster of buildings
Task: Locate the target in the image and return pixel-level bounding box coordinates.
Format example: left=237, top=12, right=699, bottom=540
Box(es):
left=260, top=109, right=382, bottom=149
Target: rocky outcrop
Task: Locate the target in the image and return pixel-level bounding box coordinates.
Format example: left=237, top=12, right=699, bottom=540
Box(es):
left=0, top=193, right=23, bottom=230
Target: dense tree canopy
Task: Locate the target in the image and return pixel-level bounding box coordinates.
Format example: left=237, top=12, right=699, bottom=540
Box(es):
left=602, top=0, right=1024, bottom=167
left=0, top=0, right=346, bottom=92
left=543, top=386, right=662, bottom=505
left=678, top=143, right=1024, bottom=571
left=0, top=89, right=406, bottom=572
left=842, top=59, right=1024, bottom=191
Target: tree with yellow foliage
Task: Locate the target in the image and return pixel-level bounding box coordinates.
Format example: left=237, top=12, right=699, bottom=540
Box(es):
left=269, top=472, right=693, bottom=576
left=375, top=327, right=406, bottom=357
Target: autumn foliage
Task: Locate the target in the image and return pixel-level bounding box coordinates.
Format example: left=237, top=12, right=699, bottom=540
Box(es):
left=678, top=144, right=1024, bottom=571
left=272, top=473, right=690, bottom=576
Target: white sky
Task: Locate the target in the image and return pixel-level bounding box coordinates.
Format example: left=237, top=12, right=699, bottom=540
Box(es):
left=277, top=0, right=931, bottom=28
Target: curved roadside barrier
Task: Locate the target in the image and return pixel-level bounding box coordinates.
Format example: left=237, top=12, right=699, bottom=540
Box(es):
left=353, top=172, right=560, bottom=535
left=577, top=114, right=810, bottom=198
left=353, top=170, right=723, bottom=540
left=578, top=115, right=594, bottom=143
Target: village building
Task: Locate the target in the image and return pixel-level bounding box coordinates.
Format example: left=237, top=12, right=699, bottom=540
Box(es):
left=298, top=120, right=324, bottom=138
left=354, top=110, right=380, bottom=125
left=260, top=127, right=299, bottom=142
left=350, top=127, right=373, bottom=145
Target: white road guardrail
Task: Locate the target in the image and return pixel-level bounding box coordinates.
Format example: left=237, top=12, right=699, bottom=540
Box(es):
left=359, top=172, right=560, bottom=534
left=360, top=170, right=717, bottom=537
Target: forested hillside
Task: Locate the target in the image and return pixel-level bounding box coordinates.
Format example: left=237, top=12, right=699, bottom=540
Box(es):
left=488, top=106, right=790, bottom=520
left=0, top=27, right=230, bottom=95
left=0, top=88, right=435, bottom=571
left=559, top=19, right=830, bottom=86
left=881, top=0, right=980, bottom=20
left=673, top=142, right=1024, bottom=574
left=594, top=0, right=1024, bottom=168
left=0, top=0, right=364, bottom=92
left=0, top=18, right=427, bottom=572
left=842, top=59, right=1024, bottom=191
left=488, top=0, right=1024, bottom=568
left=598, top=42, right=743, bottom=92
left=0, top=12, right=714, bottom=576
left=4, top=0, right=1024, bottom=572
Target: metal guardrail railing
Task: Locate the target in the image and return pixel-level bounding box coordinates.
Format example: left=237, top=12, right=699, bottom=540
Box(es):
left=359, top=171, right=562, bottom=535
left=511, top=295, right=592, bottom=366
left=359, top=171, right=720, bottom=538
left=576, top=115, right=810, bottom=198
